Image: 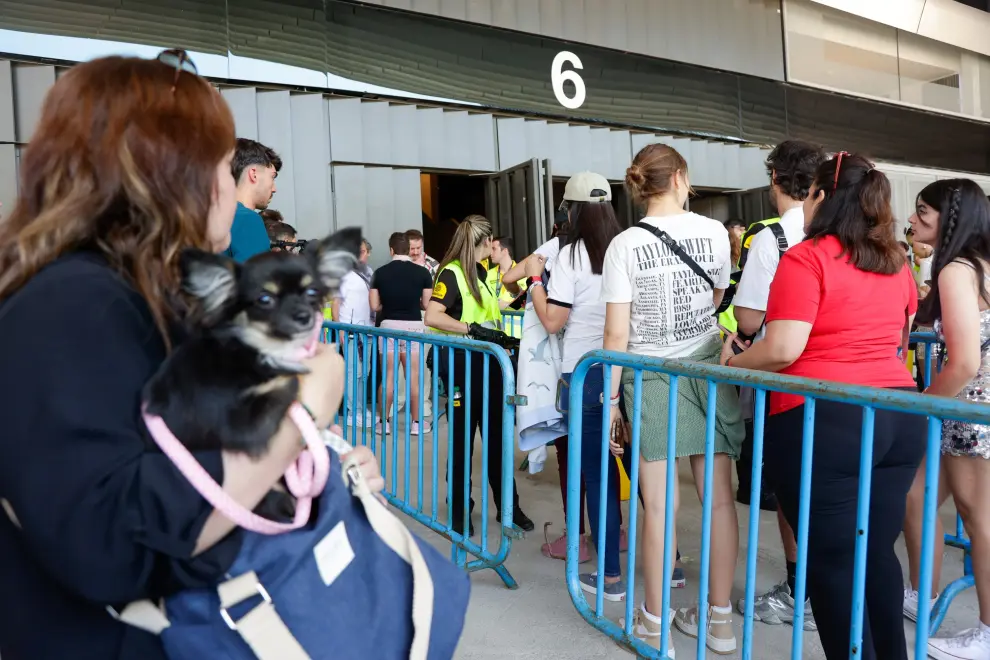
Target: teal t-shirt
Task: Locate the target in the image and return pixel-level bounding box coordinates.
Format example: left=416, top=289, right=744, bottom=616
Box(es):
left=225, top=202, right=271, bottom=262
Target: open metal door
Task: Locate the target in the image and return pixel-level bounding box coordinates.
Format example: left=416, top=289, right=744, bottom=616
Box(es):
left=485, top=158, right=553, bottom=257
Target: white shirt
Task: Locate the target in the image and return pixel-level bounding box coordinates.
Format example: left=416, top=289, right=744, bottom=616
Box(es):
left=337, top=271, right=372, bottom=325
left=733, top=206, right=806, bottom=314
left=915, top=256, right=933, bottom=288
left=535, top=237, right=563, bottom=271
left=601, top=212, right=732, bottom=359
left=547, top=241, right=606, bottom=372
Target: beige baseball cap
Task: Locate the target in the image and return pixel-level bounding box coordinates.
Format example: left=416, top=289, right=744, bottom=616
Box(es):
left=563, top=171, right=612, bottom=203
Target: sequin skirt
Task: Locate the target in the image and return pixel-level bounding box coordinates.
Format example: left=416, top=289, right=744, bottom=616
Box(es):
left=942, top=379, right=990, bottom=459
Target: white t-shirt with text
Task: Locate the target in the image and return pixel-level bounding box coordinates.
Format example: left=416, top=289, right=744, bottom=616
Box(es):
left=601, top=213, right=732, bottom=359
left=547, top=241, right=607, bottom=372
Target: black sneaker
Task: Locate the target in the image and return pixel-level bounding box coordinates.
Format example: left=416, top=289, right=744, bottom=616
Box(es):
left=497, top=508, right=535, bottom=532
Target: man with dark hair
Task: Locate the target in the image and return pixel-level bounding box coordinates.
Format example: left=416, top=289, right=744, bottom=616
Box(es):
left=227, top=138, right=282, bottom=262
left=259, top=208, right=284, bottom=230
left=488, top=235, right=527, bottom=312
left=266, top=222, right=301, bottom=252
left=406, top=228, right=439, bottom=279
left=733, top=139, right=826, bottom=632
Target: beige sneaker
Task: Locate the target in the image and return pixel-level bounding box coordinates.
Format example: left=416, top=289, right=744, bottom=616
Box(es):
left=619, top=607, right=675, bottom=659
left=673, top=604, right=736, bottom=655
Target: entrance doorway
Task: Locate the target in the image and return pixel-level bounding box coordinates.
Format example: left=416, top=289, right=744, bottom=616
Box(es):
left=420, top=172, right=486, bottom=262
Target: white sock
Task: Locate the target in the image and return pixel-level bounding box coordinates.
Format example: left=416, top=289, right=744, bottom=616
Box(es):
left=980, top=621, right=990, bottom=635
left=641, top=603, right=664, bottom=624
left=712, top=604, right=732, bottom=615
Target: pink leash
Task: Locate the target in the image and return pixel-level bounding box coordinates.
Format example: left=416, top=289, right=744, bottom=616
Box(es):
left=143, top=316, right=334, bottom=535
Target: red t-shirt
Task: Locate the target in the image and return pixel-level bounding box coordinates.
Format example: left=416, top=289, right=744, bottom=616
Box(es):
left=765, top=235, right=918, bottom=415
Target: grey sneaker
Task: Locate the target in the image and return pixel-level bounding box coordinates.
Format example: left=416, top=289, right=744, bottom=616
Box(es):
left=579, top=573, right=627, bottom=602
left=674, top=604, right=737, bottom=655
left=735, top=580, right=817, bottom=631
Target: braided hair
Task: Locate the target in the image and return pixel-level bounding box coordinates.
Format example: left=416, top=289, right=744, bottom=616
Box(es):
left=917, top=179, right=990, bottom=324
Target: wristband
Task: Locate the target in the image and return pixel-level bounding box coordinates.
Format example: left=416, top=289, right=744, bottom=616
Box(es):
left=528, top=277, right=544, bottom=288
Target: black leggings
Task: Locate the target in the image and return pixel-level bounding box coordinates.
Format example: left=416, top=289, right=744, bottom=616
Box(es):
left=766, top=393, right=925, bottom=660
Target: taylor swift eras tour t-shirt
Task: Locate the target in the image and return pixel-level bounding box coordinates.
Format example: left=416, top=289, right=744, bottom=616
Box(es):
left=601, top=212, right=733, bottom=359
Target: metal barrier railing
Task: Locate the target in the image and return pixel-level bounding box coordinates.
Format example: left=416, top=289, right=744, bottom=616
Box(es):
left=502, top=310, right=524, bottom=338
left=322, top=321, right=522, bottom=589
left=564, top=336, right=990, bottom=660
left=913, top=332, right=974, bottom=635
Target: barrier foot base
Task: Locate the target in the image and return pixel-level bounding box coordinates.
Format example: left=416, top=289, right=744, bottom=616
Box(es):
left=930, top=574, right=976, bottom=635
left=493, top=564, right=518, bottom=590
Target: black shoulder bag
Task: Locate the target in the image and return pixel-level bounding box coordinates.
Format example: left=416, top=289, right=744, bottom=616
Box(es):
left=635, top=222, right=715, bottom=290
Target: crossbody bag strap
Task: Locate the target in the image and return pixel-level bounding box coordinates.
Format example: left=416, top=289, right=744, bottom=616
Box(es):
left=767, top=222, right=789, bottom=259
left=217, top=571, right=309, bottom=660
left=635, top=222, right=715, bottom=290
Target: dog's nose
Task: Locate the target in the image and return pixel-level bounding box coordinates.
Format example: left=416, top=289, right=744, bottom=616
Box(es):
left=292, top=309, right=312, bottom=327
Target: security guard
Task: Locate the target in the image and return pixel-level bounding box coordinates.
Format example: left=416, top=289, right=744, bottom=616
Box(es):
left=715, top=216, right=783, bottom=334
left=487, top=235, right=527, bottom=338
left=424, top=214, right=534, bottom=535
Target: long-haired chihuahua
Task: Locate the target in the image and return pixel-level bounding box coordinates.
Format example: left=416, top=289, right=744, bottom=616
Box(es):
left=143, top=226, right=362, bottom=521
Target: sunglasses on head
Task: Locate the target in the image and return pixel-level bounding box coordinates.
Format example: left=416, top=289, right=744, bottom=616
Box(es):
left=157, top=49, right=199, bottom=93
left=832, top=151, right=851, bottom=192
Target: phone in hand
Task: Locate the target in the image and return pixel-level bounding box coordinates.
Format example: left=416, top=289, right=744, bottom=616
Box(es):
left=716, top=323, right=749, bottom=355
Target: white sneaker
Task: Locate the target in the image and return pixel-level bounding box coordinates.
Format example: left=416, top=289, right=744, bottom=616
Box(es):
left=410, top=421, right=431, bottom=436
left=928, top=626, right=990, bottom=660
left=376, top=421, right=391, bottom=435
left=674, top=604, right=737, bottom=655
left=619, top=606, right=675, bottom=658
left=904, top=588, right=938, bottom=623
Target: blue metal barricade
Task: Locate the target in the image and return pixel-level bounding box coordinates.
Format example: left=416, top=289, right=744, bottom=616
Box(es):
left=564, top=344, right=990, bottom=660
left=502, top=310, right=524, bottom=338
left=321, top=321, right=522, bottom=589
left=912, top=331, right=974, bottom=635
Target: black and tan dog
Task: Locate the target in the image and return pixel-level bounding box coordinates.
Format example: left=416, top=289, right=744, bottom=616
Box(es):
left=143, top=227, right=361, bottom=520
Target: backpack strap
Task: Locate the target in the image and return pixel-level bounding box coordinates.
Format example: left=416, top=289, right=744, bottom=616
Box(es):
left=767, top=222, right=789, bottom=259
left=635, top=222, right=715, bottom=290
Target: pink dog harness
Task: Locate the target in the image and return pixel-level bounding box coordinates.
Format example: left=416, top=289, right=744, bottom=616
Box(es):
left=143, top=316, right=333, bottom=535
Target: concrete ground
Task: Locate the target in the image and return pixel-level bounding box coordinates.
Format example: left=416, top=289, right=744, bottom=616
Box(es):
left=342, top=409, right=978, bottom=660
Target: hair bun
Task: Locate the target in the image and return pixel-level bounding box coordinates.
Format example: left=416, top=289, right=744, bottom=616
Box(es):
left=625, top=165, right=645, bottom=187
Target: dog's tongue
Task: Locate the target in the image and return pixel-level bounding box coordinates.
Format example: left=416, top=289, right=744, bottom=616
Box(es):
left=295, top=315, right=324, bottom=361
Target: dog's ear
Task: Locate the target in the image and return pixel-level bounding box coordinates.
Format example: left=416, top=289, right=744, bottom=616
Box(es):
left=307, top=227, right=361, bottom=291
left=180, top=249, right=239, bottom=324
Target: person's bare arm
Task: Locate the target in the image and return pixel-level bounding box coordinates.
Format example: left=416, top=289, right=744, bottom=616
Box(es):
left=734, top=306, right=766, bottom=337
left=420, top=288, right=432, bottom=311
left=604, top=302, right=632, bottom=400
left=369, top=289, right=382, bottom=313
left=721, top=320, right=811, bottom=372
left=925, top=263, right=984, bottom=397
left=503, top=256, right=535, bottom=295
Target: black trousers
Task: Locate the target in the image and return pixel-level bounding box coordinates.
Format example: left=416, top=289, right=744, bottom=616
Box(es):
left=766, top=393, right=925, bottom=660
left=446, top=350, right=520, bottom=533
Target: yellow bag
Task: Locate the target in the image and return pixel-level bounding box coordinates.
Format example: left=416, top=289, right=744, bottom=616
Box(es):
left=617, top=456, right=631, bottom=502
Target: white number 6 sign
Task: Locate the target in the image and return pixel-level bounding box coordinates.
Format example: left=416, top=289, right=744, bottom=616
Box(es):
left=551, top=51, right=586, bottom=110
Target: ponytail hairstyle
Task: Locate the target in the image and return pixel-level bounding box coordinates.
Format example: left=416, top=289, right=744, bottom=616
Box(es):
left=437, top=214, right=492, bottom=303
left=804, top=153, right=904, bottom=275
left=916, top=179, right=990, bottom=324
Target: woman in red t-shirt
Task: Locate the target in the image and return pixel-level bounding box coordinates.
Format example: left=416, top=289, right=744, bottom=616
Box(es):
left=719, top=153, right=923, bottom=660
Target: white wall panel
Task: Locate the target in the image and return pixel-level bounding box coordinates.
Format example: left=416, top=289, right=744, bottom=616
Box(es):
left=330, top=165, right=422, bottom=268
left=328, top=98, right=496, bottom=171
left=11, top=64, right=56, bottom=143
left=290, top=94, right=333, bottom=240
left=497, top=117, right=631, bottom=180
left=0, top=144, right=17, bottom=209
left=256, top=91, right=297, bottom=229
left=221, top=87, right=259, bottom=142
left=0, top=61, right=14, bottom=143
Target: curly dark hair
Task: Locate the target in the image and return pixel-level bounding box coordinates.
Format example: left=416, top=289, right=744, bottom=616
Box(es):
left=765, top=140, right=827, bottom=202
left=231, top=138, right=281, bottom=182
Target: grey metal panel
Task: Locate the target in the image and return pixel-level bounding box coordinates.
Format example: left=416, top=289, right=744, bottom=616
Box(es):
left=467, top=112, right=498, bottom=171
left=0, top=61, right=14, bottom=143
left=0, top=144, right=17, bottom=209
left=442, top=110, right=470, bottom=170
left=11, top=64, right=55, bottom=143
left=356, top=0, right=785, bottom=80
left=388, top=103, right=419, bottom=167
left=496, top=117, right=630, bottom=180
left=416, top=106, right=445, bottom=168
left=290, top=93, right=333, bottom=239
left=327, top=98, right=364, bottom=163
left=221, top=87, right=259, bottom=141
left=362, top=101, right=392, bottom=165
left=256, top=90, right=297, bottom=226
left=330, top=165, right=421, bottom=268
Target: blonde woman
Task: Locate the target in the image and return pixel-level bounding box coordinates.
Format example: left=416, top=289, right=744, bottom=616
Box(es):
left=425, top=215, right=533, bottom=536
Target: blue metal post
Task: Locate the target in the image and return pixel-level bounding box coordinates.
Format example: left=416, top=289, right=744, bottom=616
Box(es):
left=695, top=380, right=718, bottom=660
left=595, top=365, right=610, bottom=617
left=791, top=398, right=816, bottom=657
left=915, top=415, right=944, bottom=658
left=481, top=354, right=490, bottom=555
left=742, top=388, right=768, bottom=660
left=623, top=370, right=643, bottom=631
left=848, top=407, right=875, bottom=658
left=660, top=374, right=679, bottom=657
left=418, top=340, right=425, bottom=513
